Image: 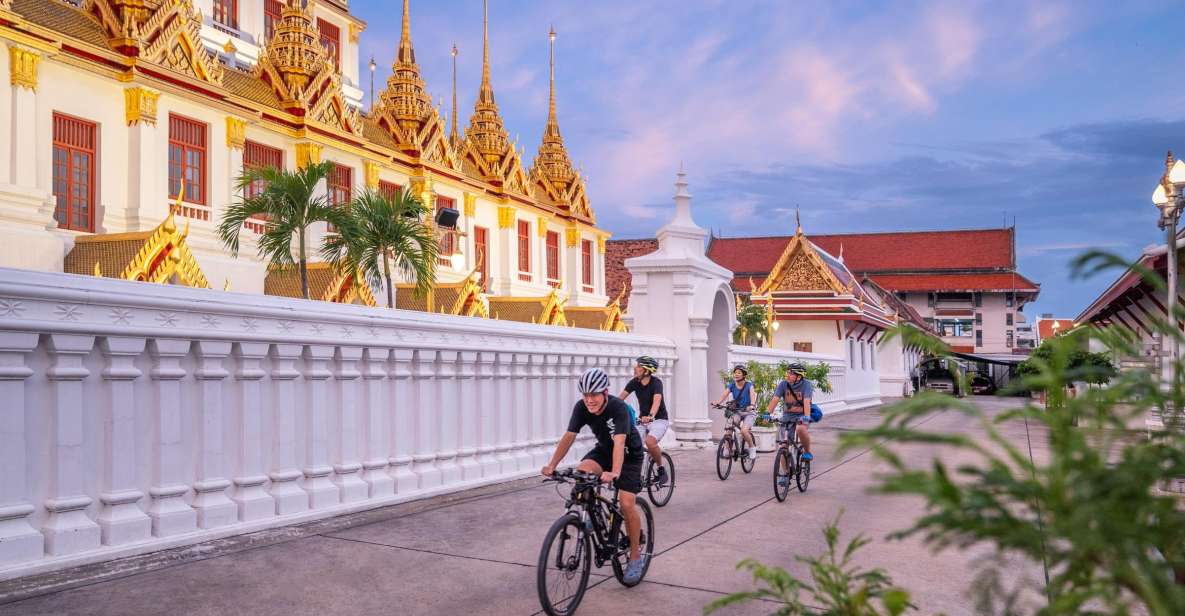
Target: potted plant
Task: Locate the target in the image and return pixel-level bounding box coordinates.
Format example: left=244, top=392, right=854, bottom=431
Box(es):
left=718, top=360, right=833, bottom=452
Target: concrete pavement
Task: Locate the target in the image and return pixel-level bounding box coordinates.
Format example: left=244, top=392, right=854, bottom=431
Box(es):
left=0, top=397, right=1050, bottom=615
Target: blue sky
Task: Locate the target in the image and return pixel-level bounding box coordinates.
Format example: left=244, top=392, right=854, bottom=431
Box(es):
left=352, top=1, right=1185, bottom=319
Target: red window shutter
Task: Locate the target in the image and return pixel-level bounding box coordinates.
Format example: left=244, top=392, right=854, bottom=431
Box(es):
left=546, top=231, right=560, bottom=283
left=213, top=0, right=238, bottom=30
left=378, top=180, right=401, bottom=199
left=52, top=112, right=97, bottom=233
left=242, top=140, right=283, bottom=199
left=581, top=239, right=593, bottom=290
left=264, top=0, right=283, bottom=40
left=517, top=220, right=530, bottom=276
left=328, top=163, right=352, bottom=207
left=435, top=196, right=456, bottom=256
left=168, top=114, right=207, bottom=205
left=317, top=18, right=341, bottom=71
left=474, top=226, right=489, bottom=290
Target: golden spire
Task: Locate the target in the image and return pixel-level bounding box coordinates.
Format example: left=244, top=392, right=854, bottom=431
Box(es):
left=795, top=207, right=803, bottom=235
left=450, top=42, right=460, bottom=146
left=261, top=2, right=325, bottom=96
left=466, top=0, right=511, bottom=168
left=531, top=25, right=577, bottom=194
left=376, top=0, right=432, bottom=150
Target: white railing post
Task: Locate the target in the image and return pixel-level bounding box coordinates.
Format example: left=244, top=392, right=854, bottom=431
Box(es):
left=457, top=351, right=481, bottom=482
left=360, top=347, right=394, bottom=498
left=230, top=342, right=274, bottom=522
left=474, top=352, right=500, bottom=478
left=435, top=350, right=462, bottom=485
left=412, top=349, right=442, bottom=489
left=494, top=352, right=516, bottom=475
left=332, top=347, right=368, bottom=503
left=267, top=344, right=307, bottom=515
left=146, top=338, right=198, bottom=538
left=529, top=353, right=549, bottom=467
left=0, top=332, right=43, bottom=564
left=96, top=336, right=152, bottom=546
left=388, top=349, right=418, bottom=494
left=511, top=353, right=533, bottom=471
left=301, top=345, right=339, bottom=510
left=543, top=354, right=561, bottom=454
left=192, top=340, right=237, bottom=529
left=559, top=354, right=578, bottom=466
left=43, top=334, right=101, bottom=556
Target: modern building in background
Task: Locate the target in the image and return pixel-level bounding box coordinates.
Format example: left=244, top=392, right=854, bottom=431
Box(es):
left=0, top=0, right=615, bottom=319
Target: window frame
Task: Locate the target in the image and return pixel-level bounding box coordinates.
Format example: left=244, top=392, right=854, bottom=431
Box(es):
left=168, top=113, right=208, bottom=207
left=546, top=230, right=560, bottom=285
left=51, top=112, right=98, bottom=233
left=474, top=226, right=489, bottom=291
left=326, top=162, right=352, bottom=233
left=212, top=0, right=238, bottom=31
left=317, top=18, right=341, bottom=72
left=242, top=140, right=283, bottom=199
left=581, top=239, right=593, bottom=292
left=264, top=0, right=283, bottom=41
left=517, top=219, right=532, bottom=281
left=378, top=180, right=402, bottom=199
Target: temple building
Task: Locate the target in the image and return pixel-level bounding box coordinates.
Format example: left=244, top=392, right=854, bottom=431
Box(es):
left=0, top=0, right=614, bottom=325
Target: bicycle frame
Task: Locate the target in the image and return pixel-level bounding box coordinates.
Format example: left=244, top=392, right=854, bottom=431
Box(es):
left=561, top=477, right=627, bottom=568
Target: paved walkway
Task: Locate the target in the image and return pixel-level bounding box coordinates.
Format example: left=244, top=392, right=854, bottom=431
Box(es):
left=0, top=397, right=1049, bottom=615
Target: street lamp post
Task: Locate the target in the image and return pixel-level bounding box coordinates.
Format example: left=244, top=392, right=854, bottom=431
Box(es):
left=1151, top=151, right=1185, bottom=419
left=368, top=56, right=377, bottom=114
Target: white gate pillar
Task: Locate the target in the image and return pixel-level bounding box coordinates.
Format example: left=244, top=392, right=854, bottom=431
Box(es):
left=624, top=168, right=736, bottom=447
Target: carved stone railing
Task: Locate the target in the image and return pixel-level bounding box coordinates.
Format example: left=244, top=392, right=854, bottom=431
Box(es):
left=0, top=268, right=675, bottom=578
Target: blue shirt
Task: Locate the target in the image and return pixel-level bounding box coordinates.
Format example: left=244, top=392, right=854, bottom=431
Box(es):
left=773, top=379, right=813, bottom=414
left=726, top=380, right=753, bottom=408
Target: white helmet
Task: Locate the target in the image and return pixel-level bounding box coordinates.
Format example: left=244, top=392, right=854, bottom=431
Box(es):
left=577, top=368, right=610, bottom=394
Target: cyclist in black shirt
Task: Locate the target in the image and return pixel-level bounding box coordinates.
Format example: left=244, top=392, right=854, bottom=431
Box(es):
left=619, top=356, right=669, bottom=487
left=542, top=368, right=648, bottom=584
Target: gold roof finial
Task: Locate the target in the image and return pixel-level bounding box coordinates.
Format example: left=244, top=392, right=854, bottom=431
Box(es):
left=450, top=42, right=459, bottom=145
left=795, top=207, right=802, bottom=235
left=374, top=0, right=432, bottom=151
left=531, top=24, right=577, bottom=196
left=466, top=0, right=511, bottom=168
left=93, top=262, right=102, bottom=277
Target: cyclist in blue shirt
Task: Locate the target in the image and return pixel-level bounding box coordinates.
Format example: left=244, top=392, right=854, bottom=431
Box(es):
left=714, top=364, right=757, bottom=461
left=767, top=362, right=814, bottom=462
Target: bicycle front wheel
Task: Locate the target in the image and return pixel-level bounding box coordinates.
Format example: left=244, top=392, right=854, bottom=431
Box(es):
left=611, top=498, right=655, bottom=587
left=537, top=513, right=592, bottom=616
left=716, top=437, right=733, bottom=480
left=773, top=448, right=792, bottom=502
left=796, top=452, right=812, bottom=492
left=646, top=452, right=675, bottom=507
left=740, top=440, right=755, bottom=474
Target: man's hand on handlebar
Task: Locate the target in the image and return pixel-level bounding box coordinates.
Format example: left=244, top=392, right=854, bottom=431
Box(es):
left=541, top=465, right=555, bottom=477
left=600, top=471, right=618, bottom=485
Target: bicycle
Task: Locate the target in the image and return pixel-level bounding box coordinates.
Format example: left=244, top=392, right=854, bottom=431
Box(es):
left=636, top=422, right=675, bottom=507
left=773, top=415, right=812, bottom=502
left=710, top=402, right=756, bottom=480
left=537, top=469, right=655, bottom=616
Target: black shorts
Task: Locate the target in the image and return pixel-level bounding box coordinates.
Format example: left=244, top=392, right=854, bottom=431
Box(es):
left=582, top=445, right=643, bottom=494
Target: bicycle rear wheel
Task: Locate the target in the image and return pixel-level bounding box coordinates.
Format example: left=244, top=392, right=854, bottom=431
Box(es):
left=611, top=498, right=655, bottom=587
left=537, top=513, right=592, bottom=616
left=796, top=451, right=812, bottom=492
left=715, top=437, right=733, bottom=480
left=646, top=452, right=675, bottom=507
left=740, top=440, right=755, bottom=474
left=773, top=448, right=792, bottom=502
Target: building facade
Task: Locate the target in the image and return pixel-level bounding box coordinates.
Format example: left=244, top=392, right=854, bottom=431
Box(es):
left=0, top=0, right=611, bottom=308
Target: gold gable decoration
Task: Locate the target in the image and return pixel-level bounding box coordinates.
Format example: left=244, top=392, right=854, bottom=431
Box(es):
left=64, top=211, right=211, bottom=288
left=264, top=263, right=377, bottom=306
left=83, top=0, right=224, bottom=86
left=395, top=270, right=489, bottom=318
left=755, top=224, right=846, bottom=296
left=487, top=287, right=568, bottom=326
left=322, top=267, right=378, bottom=307
left=254, top=2, right=361, bottom=137
left=567, top=289, right=628, bottom=332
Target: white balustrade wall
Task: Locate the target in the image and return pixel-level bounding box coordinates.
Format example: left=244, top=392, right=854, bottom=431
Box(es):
left=0, top=269, right=675, bottom=579
left=727, top=344, right=880, bottom=413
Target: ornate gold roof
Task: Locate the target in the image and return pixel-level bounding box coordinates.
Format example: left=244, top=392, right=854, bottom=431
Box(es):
left=64, top=212, right=210, bottom=288
left=488, top=286, right=568, bottom=326
left=373, top=0, right=436, bottom=153
left=566, top=288, right=628, bottom=332
left=756, top=221, right=847, bottom=296
left=529, top=27, right=594, bottom=223
left=396, top=269, right=489, bottom=318
left=83, top=0, right=224, bottom=85
left=264, top=263, right=377, bottom=306
left=254, top=2, right=361, bottom=136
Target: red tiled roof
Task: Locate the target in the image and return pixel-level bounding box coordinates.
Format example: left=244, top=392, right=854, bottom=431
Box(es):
left=604, top=239, right=657, bottom=310
left=870, top=273, right=1039, bottom=292
left=707, top=228, right=1015, bottom=275
left=1037, top=319, right=1076, bottom=340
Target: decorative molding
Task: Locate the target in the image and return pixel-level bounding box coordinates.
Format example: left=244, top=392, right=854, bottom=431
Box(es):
left=596, top=235, right=606, bottom=253
left=9, top=46, right=39, bottom=91
left=364, top=161, right=381, bottom=189
left=225, top=117, right=246, bottom=149
left=565, top=226, right=579, bottom=248
left=497, top=205, right=515, bottom=229
left=349, top=23, right=364, bottom=44
left=536, top=215, right=550, bottom=238
left=123, top=87, right=160, bottom=126
left=295, top=143, right=322, bottom=169
left=463, top=193, right=477, bottom=217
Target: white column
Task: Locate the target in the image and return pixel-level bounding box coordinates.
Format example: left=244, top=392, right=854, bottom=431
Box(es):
left=125, top=88, right=163, bottom=231
left=474, top=352, right=500, bottom=477
left=146, top=339, right=197, bottom=537
left=388, top=349, right=418, bottom=494
left=9, top=52, right=39, bottom=191
left=332, top=347, right=367, bottom=503
left=267, top=344, right=307, bottom=515
left=456, top=351, right=481, bottom=482
left=96, top=337, right=152, bottom=546
left=360, top=347, right=394, bottom=498
left=435, top=350, right=461, bottom=485
left=511, top=353, right=533, bottom=471
left=301, top=345, right=339, bottom=510
left=411, top=349, right=442, bottom=489
left=230, top=343, right=274, bottom=522
left=0, top=44, right=12, bottom=186
left=0, top=332, right=43, bottom=564
left=42, top=335, right=101, bottom=555
left=528, top=353, right=549, bottom=466
left=544, top=354, right=562, bottom=450
left=494, top=352, right=516, bottom=475
left=192, top=341, right=236, bottom=529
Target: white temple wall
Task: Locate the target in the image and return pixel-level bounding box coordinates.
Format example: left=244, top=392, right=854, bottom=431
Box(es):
left=769, top=320, right=845, bottom=356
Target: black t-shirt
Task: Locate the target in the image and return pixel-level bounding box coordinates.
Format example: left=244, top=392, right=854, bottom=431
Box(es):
left=567, top=395, right=644, bottom=457
left=624, top=376, right=668, bottom=421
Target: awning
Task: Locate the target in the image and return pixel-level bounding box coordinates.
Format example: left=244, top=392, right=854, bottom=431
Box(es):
left=950, top=351, right=1027, bottom=365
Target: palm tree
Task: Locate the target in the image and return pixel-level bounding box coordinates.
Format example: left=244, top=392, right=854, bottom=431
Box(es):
left=322, top=187, right=439, bottom=309
left=217, top=161, right=348, bottom=300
